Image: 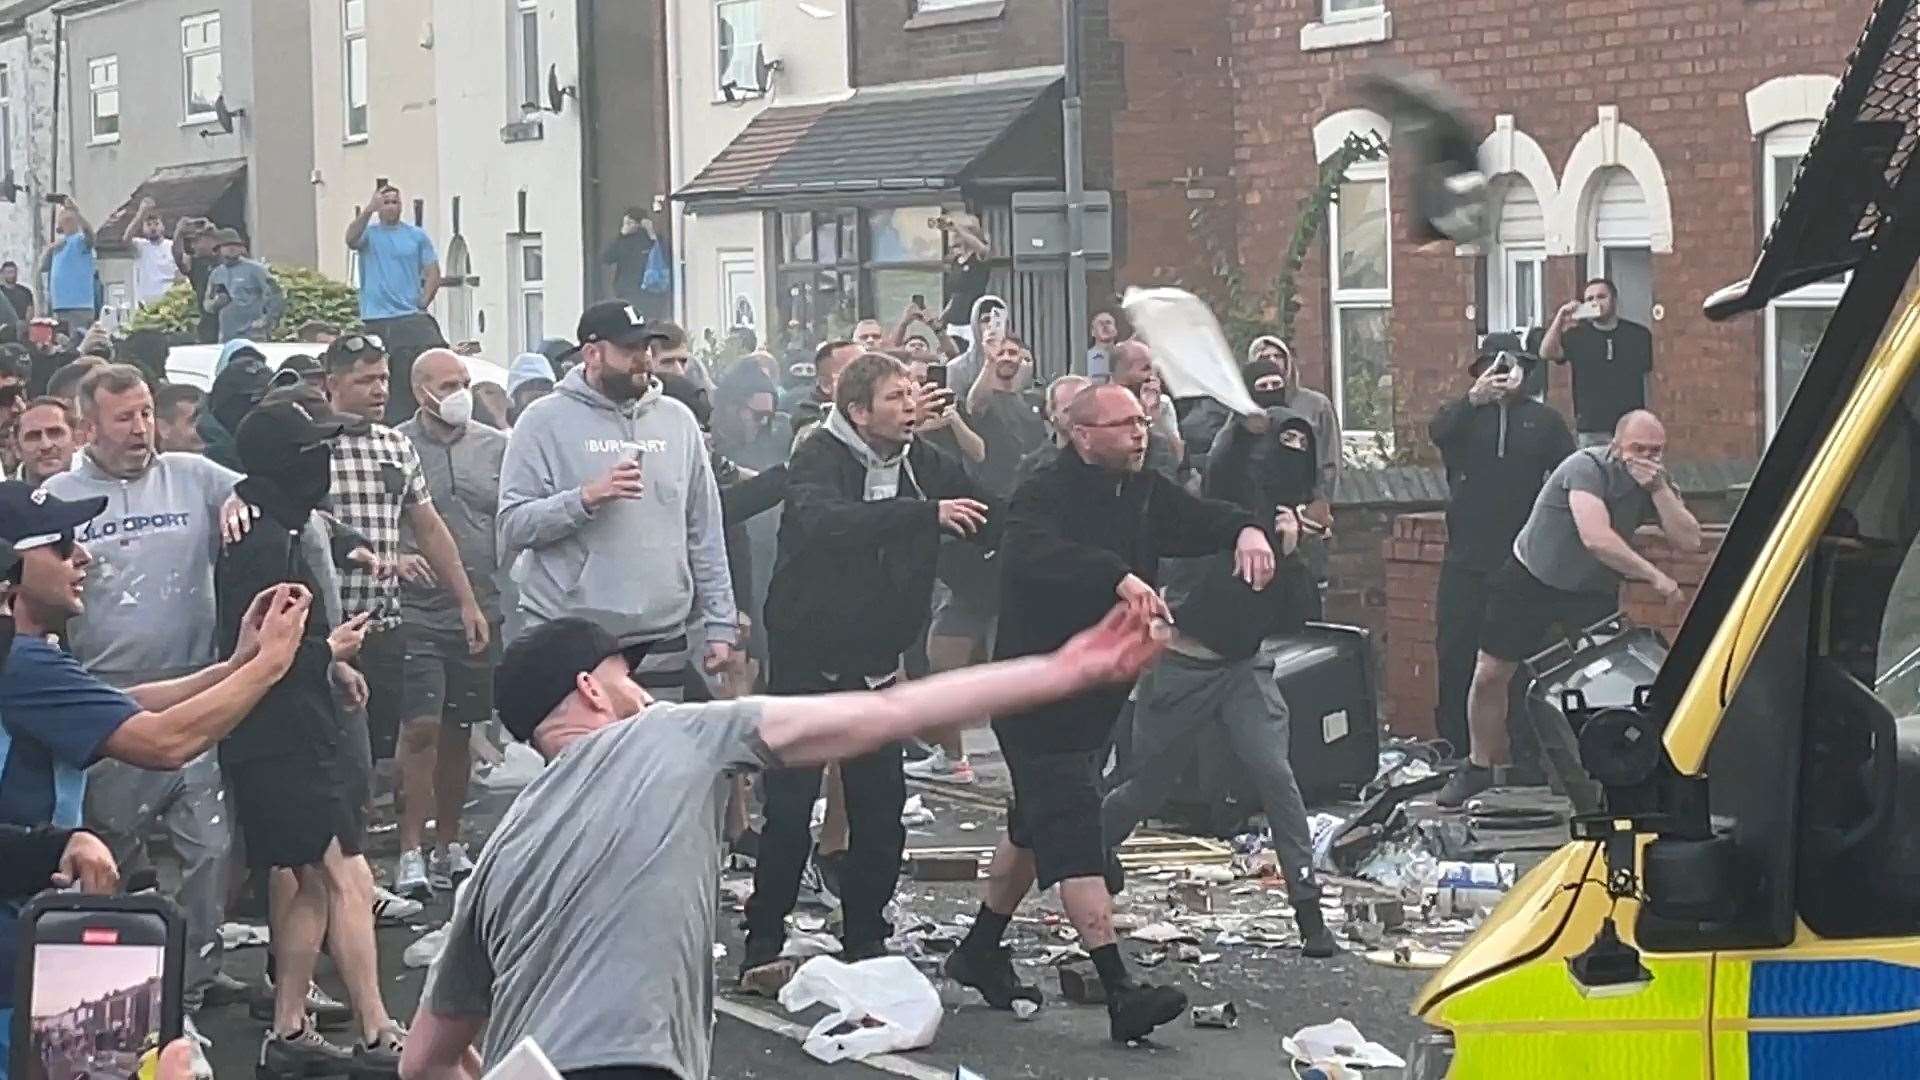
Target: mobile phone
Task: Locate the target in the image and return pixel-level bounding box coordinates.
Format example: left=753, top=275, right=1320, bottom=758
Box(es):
left=1295, top=506, right=1330, bottom=536
left=911, top=293, right=927, bottom=309
left=43, top=193, right=65, bottom=206
left=27, top=319, right=53, bottom=346
left=376, top=176, right=390, bottom=189
left=13, top=893, right=186, bottom=1080
left=925, top=363, right=948, bottom=390
left=628, top=446, right=645, bottom=469
left=1573, top=301, right=1604, bottom=320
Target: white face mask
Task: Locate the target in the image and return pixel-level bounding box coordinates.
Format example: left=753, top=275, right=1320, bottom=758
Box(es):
left=431, top=387, right=474, bottom=427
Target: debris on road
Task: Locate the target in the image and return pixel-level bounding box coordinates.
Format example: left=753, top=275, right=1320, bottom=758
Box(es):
left=1283, top=1017, right=1408, bottom=1071
left=403, top=925, right=449, bottom=969
left=1191, top=1001, right=1239, bottom=1029
left=901, top=794, right=936, bottom=827
left=1056, top=962, right=1106, bottom=1004
left=909, top=851, right=982, bottom=881
left=217, top=922, right=269, bottom=950
left=779, top=955, right=943, bottom=1063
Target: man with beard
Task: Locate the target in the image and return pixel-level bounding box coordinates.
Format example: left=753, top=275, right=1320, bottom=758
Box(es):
left=43, top=364, right=264, bottom=1017
left=739, top=352, right=992, bottom=991
left=946, top=384, right=1274, bottom=1044
left=345, top=181, right=447, bottom=421
left=154, top=384, right=207, bottom=454
left=499, top=301, right=736, bottom=700
left=122, top=197, right=179, bottom=308
left=217, top=400, right=408, bottom=1075
left=203, top=230, right=286, bottom=343
left=0, top=260, right=34, bottom=322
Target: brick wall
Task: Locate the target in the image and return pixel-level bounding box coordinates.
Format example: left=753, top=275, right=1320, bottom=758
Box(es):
left=1381, top=512, right=1727, bottom=738
left=1228, top=0, right=1873, bottom=463
left=849, top=1, right=1063, bottom=88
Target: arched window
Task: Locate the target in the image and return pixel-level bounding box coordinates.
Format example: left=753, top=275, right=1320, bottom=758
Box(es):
left=442, top=235, right=475, bottom=345
left=1486, top=177, right=1546, bottom=330
left=1315, top=109, right=1393, bottom=439
left=1763, top=120, right=1839, bottom=430
left=1586, top=167, right=1653, bottom=326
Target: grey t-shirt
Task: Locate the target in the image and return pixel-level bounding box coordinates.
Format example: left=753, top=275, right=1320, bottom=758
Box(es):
left=396, top=417, right=508, bottom=632
left=1513, top=447, right=1654, bottom=596
left=420, top=700, right=775, bottom=1079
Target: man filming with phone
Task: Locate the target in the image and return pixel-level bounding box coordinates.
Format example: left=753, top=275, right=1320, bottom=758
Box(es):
left=1541, top=277, right=1655, bottom=446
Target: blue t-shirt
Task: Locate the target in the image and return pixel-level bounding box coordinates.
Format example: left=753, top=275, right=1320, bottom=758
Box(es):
left=355, top=222, right=438, bottom=320
left=47, top=231, right=96, bottom=311
left=0, top=636, right=138, bottom=1010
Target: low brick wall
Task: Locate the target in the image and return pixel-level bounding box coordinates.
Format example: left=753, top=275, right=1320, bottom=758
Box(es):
left=1380, top=512, right=1727, bottom=739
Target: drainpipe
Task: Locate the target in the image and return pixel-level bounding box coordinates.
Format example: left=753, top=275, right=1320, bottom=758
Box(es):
left=664, top=0, right=687, bottom=324
left=576, top=0, right=598, bottom=303
left=45, top=8, right=62, bottom=295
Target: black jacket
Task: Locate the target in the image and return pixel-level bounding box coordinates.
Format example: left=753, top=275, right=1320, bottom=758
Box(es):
left=214, top=508, right=344, bottom=764
left=1205, top=406, right=1322, bottom=512
left=764, top=431, right=990, bottom=675
left=714, top=456, right=789, bottom=619
left=992, top=450, right=1255, bottom=753
left=1428, top=394, right=1575, bottom=572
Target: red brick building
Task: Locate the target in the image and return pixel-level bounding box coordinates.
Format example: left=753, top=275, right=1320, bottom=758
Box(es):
left=1221, top=0, right=1871, bottom=464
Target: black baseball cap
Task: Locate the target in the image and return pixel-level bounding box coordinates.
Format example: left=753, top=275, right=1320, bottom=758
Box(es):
left=0, top=480, right=106, bottom=566
left=1472, top=330, right=1537, bottom=373
left=575, top=301, right=663, bottom=351
left=235, top=401, right=348, bottom=474
left=269, top=353, right=324, bottom=389
left=495, top=617, right=625, bottom=742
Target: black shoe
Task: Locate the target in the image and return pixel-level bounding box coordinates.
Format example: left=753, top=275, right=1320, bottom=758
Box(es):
left=839, top=939, right=891, bottom=963
left=257, top=1027, right=352, bottom=1078
left=1436, top=763, right=1495, bottom=809
left=945, top=945, right=1043, bottom=1011
left=1104, top=850, right=1126, bottom=896
left=200, top=971, right=252, bottom=1009
left=1294, top=901, right=1339, bottom=959
left=1107, top=982, right=1187, bottom=1043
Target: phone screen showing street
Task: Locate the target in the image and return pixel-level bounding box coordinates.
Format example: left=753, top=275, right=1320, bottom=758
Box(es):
left=27, top=942, right=165, bottom=1080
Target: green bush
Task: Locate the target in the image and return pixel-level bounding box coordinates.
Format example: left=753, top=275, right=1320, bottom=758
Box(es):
left=127, top=265, right=360, bottom=341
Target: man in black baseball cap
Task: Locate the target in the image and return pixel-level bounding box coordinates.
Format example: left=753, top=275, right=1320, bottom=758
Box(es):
left=269, top=353, right=327, bottom=392
left=0, top=480, right=106, bottom=572
left=1426, top=329, right=1575, bottom=759
left=407, top=606, right=1169, bottom=1080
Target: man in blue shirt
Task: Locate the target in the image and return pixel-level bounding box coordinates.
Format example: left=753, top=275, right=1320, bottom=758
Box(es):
left=345, top=181, right=445, bottom=423
left=0, top=481, right=307, bottom=1075
left=39, top=196, right=97, bottom=328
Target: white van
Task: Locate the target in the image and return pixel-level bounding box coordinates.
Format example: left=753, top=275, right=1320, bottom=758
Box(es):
left=164, top=342, right=506, bottom=391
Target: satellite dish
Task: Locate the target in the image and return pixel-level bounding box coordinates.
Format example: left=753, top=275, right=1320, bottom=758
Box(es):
left=752, top=46, right=783, bottom=96
left=0, top=173, right=17, bottom=203
left=212, top=95, right=246, bottom=134
left=546, top=64, right=578, bottom=114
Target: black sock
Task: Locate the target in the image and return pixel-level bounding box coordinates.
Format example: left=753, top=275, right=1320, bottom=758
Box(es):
left=960, top=903, right=1012, bottom=953
left=1090, top=944, right=1132, bottom=996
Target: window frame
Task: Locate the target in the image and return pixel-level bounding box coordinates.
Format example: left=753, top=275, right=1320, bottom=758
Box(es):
left=343, top=0, right=368, bottom=142
left=180, top=12, right=222, bottom=124
left=514, top=237, right=546, bottom=354
left=510, top=0, right=541, bottom=114
left=1321, top=0, right=1385, bottom=20
left=0, top=64, right=13, bottom=182
left=1763, top=122, right=1844, bottom=436
left=1328, top=158, right=1392, bottom=440
left=87, top=55, right=120, bottom=146
left=771, top=205, right=949, bottom=346
left=714, top=0, right=763, bottom=98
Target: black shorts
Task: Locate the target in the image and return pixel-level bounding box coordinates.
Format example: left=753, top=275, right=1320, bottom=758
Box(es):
left=358, top=624, right=407, bottom=760
left=1478, top=558, right=1618, bottom=663
left=1004, top=747, right=1107, bottom=889
left=402, top=628, right=498, bottom=727
left=228, top=752, right=366, bottom=868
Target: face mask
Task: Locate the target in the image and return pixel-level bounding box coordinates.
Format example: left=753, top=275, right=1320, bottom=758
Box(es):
left=431, top=387, right=474, bottom=427
left=1252, top=388, right=1288, bottom=410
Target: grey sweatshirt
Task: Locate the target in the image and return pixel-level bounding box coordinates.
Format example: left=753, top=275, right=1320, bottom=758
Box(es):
left=498, top=368, right=737, bottom=647
left=205, top=258, right=286, bottom=342
left=42, top=451, right=240, bottom=681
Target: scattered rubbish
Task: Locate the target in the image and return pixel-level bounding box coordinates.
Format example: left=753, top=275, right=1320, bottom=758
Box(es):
left=779, top=955, right=943, bottom=1063
left=1423, top=860, right=1516, bottom=917
left=1308, top=813, right=1348, bottom=871
left=1136, top=949, right=1167, bottom=968
left=713, top=943, right=728, bottom=961
left=721, top=878, right=754, bottom=910
left=1198, top=952, right=1221, bottom=964
left=782, top=931, right=843, bottom=959
left=1191, top=1001, right=1239, bottom=1029
left=1171, top=882, right=1213, bottom=914
left=366, top=821, right=398, bottom=835
left=403, top=925, right=448, bottom=969
left=217, top=922, right=269, bottom=950
left=1282, top=1018, right=1408, bottom=1071
left=1344, top=897, right=1406, bottom=930
left=958, top=1068, right=989, bottom=1080
left=1056, top=963, right=1106, bottom=1004
left=1362, top=943, right=1450, bottom=970
left=1186, top=864, right=1235, bottom=884
left=1171, top=942, right=1204, bottom=963
left=478, top=743, right=544, bottom=789
left=909, top=852, right=981, bottom=882
left=1010, top=998, right=1040, bottom=1021
left=1127, top=921, right=1196, bottom=945
left=901, top=795, right=936, bottom=827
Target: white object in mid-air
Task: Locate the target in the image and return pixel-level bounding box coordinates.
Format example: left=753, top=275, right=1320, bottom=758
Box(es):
left=1120, top=286, right=1260, bottom=417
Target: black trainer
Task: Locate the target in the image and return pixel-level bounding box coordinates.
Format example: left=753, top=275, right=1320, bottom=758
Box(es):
left=1436, top=763, right=1495, bottom=809
left=1107, top=982, right=1188, bottom=1043
left=1295, top=901, right=1339, bottom=959
left=945, top=945, right=1044, bottom=1011
left=839, top=939, right=891, bottom=963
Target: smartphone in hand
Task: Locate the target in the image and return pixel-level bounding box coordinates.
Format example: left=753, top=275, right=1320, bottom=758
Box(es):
left=13, top=894, right=186, bottom=1080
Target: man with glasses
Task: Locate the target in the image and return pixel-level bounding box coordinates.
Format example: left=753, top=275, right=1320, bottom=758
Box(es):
left=499, top=301, right=737, bottom=700
left=322, top=334, right=487, bottom=901
left=345, top=181, right=446, bottom=422
left=946, top=383, right=1274, bottom=1046
left=0, top=481, right=307, bottom=1080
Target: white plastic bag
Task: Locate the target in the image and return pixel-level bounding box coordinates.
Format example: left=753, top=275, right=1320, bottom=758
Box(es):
left=777, top=955, right=942, bottom=1063
left=1121, top=287, right=1261, bottom=417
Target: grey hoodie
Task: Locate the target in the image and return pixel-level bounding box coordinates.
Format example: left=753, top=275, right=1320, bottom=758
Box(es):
left=498, top=367, right=736, bottom=647
left=1248, top=335, right=1342, bottom=496
left=823, top=405, right=915, bottom=502
left=42, top=451, right=241, bottom=682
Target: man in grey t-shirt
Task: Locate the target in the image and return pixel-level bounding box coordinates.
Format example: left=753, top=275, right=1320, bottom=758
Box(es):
left=402, top=607, right=1165, bottom=1080
left=1438, top=410, right=1703, bottom=807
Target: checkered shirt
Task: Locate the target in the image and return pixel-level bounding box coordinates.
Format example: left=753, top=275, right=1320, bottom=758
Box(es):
left=331, top=423, right=432, bottom=630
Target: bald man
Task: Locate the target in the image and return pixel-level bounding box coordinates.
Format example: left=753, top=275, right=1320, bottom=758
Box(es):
left=1438, top=409, right=1701, bottom=807
left=393, top=349, right=509, bottom=891
left=1107, top=340, right=1183, bottom=478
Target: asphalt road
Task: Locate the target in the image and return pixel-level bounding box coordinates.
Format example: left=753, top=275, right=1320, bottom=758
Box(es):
left=195, top=781, right=1431, bottom=1080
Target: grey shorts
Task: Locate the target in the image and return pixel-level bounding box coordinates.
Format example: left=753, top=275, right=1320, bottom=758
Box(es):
left=401, top=627, right=499, bottom=727
left=929, top=581, right=997, bottom=644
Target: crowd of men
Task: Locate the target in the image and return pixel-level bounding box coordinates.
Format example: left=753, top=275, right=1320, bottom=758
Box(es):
left=0, top=166, right=1705, bottom=1080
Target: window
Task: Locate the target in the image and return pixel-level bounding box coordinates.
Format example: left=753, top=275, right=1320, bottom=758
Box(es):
left=511, top=0, right=540, bottom=112
left=773, top=206, right=947, bottom=346
left=344, top=0, right=367, bottom=140
left=1329, top=161, right=1392, bottom=438
left=1764, top=122, right=1842, bottom=432
left=514, top=240, right=545, bottom=353
left=0, top=65, right=13, bottom=182
left=715, top=0, right=762, bottom=95
left=88, top=56, right=119, bottom=144
left=1323, top=0, right=1383, bottom=16
left=442, top=236, right=474, bottom=344
left=1484, top=177, right=1546, bottom=331
left=181, top=13, right=222, bottom=121
left=1586, top=167, right=1653, bottom=325
left=914, top=0, right=988, bottom=9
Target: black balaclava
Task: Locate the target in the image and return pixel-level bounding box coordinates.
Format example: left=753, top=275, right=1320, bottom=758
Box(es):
left=234, top=403, right=338, bottom=526
left=1243, top=359, right=1287, bottom=411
